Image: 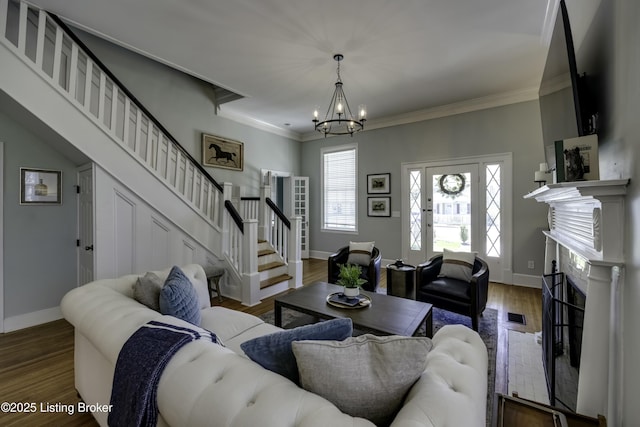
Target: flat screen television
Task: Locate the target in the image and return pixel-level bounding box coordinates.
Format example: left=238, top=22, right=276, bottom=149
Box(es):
left=539, top=0, right=598, bottom=171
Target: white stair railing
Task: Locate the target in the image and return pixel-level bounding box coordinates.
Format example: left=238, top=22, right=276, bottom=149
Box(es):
left=0, top=0, right=223, bottom=227
left=239, top=197, right=260, bottom=221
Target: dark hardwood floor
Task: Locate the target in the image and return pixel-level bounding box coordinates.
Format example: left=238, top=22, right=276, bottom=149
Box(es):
left=0, top=258, right=541, bottom=426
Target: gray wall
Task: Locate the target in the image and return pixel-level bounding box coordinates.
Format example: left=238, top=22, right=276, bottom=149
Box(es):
left=0, top=111, right=78, bottom=318
left=302, top=100, right=549, bottom=276
left=72, top=29, right=301, bottom=195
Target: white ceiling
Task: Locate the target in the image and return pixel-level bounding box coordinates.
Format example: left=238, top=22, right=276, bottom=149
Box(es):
left=28, top=0, right=556, bottom=140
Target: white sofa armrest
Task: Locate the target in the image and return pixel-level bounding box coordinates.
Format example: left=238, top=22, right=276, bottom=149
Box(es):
left=391, top=324, right=488, bottom=427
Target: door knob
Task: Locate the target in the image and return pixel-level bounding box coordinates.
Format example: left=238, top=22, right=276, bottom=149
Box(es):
left=85, top=245, right=94, bottom=251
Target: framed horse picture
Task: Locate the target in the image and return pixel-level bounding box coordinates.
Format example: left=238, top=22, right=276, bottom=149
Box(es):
left=202, top=133, right=244, bottom=171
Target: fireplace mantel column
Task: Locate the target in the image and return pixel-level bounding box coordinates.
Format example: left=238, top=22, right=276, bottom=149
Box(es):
left=544, top=236, right=557, bottom=274
left=608, top=266, right=623, bottom=427
left=576, top=263, right=620, bottom=419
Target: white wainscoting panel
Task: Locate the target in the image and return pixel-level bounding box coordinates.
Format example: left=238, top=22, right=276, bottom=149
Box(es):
left=114, top=190, right=136, bottom=277
left=95, top=166, right=220, bottom=280
left=150, top=216, right=170, bottom=271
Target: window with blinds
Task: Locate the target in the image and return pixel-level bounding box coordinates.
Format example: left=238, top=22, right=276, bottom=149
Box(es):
left=322, top=145, right=357, bottom=232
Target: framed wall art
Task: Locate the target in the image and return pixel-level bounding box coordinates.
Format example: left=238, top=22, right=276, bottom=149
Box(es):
left=20, top=168, right=62, bottom=204
left=367, top=197, right=391, bottom=217
left=202, top=133, right=244, bottom=171
left=367, top=173, right=390, bottom=194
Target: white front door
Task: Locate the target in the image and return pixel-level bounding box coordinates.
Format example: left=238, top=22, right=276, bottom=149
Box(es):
left=77, top=165, right=94, bottom=285
left=403, top=154, right=512, bottom=283
left=406, top=164, right=478, bottom=266
left=426, top=164, right=479, bottom=260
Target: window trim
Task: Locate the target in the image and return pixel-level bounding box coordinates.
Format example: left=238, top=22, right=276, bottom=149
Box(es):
left=320, top=143, right=358, bottom=234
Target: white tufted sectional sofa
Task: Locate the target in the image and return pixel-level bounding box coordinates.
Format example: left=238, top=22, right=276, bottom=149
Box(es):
left=61, top=264, right=488, bottom=427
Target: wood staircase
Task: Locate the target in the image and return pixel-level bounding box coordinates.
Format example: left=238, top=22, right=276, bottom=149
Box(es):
left=257, top=240, right=292, bottom=290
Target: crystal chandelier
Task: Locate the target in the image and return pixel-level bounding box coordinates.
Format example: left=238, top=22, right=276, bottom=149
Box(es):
left=313, top=54, right=366, bottom=137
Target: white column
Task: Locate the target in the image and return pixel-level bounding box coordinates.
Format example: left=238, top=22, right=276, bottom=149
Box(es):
left=241, top=219, right=260, bottom=306
left=221, top=182, right=233, bottom=254
left=259, top=184, right=270, bottom=241
left=543, top=234, right=558, bottom=274
left=608, top=266, right=623, bottom=427
left=576, top=263, right=612, bottom=418
left=288, top=216, right=303, bottom=289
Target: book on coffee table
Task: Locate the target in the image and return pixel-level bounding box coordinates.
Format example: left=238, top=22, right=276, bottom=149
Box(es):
left=327, top=293, right=369, bottom=307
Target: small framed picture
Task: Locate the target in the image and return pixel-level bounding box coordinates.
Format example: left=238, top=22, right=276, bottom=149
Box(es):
left=20, top=168, right=62, bottom=205
left=367, top=173, right=390, bottom=194
left=367, top=197, right=391, bottom=217
left=202, top=133, right=244, bottom=171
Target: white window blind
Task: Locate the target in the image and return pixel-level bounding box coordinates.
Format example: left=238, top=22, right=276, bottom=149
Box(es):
left=322, top=146, right=356, bottom=231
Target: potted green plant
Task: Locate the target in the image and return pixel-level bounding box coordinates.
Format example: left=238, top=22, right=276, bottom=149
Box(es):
left=336, top=263, right=368, bottom=298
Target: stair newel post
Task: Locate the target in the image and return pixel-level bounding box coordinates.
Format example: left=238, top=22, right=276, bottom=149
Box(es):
left=221, top=182, right=233, bottom=254
left=241, top=219, right=261, bottom=306
left=288, top=216, right=303, bottom=289
left=259, top=184, right=270, bottom=242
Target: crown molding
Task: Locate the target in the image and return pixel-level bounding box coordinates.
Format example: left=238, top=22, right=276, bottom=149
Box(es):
left=301, top=86, right=540, bottom=142
left=217, top=108, right=302, bottom=141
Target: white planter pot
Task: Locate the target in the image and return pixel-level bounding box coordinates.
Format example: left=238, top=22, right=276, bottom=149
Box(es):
left=343, top=286, right=360, bottom=298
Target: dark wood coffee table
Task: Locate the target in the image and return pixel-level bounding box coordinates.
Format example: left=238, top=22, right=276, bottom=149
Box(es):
left=274, top=282, right=433, bottom=337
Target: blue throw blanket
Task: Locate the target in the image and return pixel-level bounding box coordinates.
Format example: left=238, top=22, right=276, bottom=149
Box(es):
left=108, top=321, right=218, bottom=427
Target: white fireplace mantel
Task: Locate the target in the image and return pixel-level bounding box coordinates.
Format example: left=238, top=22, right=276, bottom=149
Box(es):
left=524, top=179, right=629, bottom=264
left=524, top=179, right=629, bottom=425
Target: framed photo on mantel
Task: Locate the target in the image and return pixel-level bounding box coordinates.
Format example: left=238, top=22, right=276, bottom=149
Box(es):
left=554, top=134, right=599, bottom=182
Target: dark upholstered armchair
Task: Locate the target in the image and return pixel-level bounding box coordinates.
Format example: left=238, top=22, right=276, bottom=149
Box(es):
left=327, top=246, right=382, bottom=292
left=415, top=254, right=489, bottom=331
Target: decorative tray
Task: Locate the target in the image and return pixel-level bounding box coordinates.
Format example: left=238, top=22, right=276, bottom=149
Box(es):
left=326, top=292, right=372, bottom=309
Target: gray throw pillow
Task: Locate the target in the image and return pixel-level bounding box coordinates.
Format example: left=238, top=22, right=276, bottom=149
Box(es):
left=159, top=266, right=201, bottom=326
left=347, top=241, right=375, bottom=266
left=292, top=334, right=432, bottom=426
left=132, top=272, right=164, bottom=311
left=438, top=248, right=476, bottom=282
left=240, top=318, right=353, bottom=385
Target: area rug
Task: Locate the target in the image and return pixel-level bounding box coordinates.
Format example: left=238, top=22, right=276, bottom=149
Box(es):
left=260, top=306, right=497, bottom=426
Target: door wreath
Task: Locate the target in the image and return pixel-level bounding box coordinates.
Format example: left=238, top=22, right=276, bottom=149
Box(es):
left=437, top=174, right=466, bottom=197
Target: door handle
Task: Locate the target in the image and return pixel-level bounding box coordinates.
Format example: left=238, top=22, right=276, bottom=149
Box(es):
left=85, top=245, right=94, bottom=251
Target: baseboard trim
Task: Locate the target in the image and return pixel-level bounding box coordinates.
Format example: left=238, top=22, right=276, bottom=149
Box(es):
left=512, top=273, right=541, bottom=288
left=3, top=306, right=63, bottom=332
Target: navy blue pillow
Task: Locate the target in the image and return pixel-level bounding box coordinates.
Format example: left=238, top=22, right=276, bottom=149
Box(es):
left=240, top=318, right=353, bottom=385
left=159, top=266, right=201, bottom=326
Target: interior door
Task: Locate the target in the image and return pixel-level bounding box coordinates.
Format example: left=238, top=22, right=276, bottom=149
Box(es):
left=293, top=176, right=309, bottom=259
left=77, top=165, right=94, bottom=285
left=284, top=176, right=310, bottom=259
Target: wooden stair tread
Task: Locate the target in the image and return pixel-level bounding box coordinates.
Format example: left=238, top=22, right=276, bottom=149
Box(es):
left=258, top=261, right=285, bottom=272
left=258, top=249, right=276, bottom=257
left=260, top=274, right=292, bottom=289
